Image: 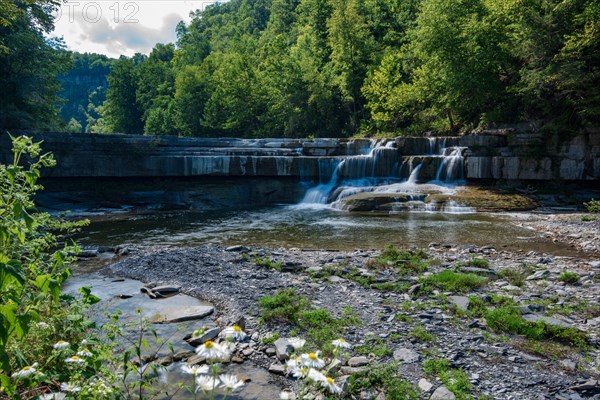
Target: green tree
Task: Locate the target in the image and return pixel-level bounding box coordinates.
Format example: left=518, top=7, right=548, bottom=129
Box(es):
left=103, top=57, right=144, bottom=134
left=0, top=1, right=70, bottom=130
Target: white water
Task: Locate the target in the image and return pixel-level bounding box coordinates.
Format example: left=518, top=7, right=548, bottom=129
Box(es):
left=298, top=137, right=472, bottom=213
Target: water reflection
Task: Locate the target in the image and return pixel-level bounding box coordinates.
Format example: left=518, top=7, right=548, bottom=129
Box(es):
left=78, top=206, right=572, bottom=255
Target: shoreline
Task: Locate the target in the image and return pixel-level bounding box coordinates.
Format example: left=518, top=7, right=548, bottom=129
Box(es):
left=95, top=240, right=600, bottom=399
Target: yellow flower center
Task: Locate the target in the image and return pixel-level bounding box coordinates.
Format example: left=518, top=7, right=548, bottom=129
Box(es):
left=205, top=341, right=214, bottom=349
left=233, top=326, right=241, bottom=332
left=308, top=353, right=318, bottom=360
left=338, top=338, right=346, bottom=342
left=326, top=377, right=334, bottom=385
left=23, top=366, right=31, bottom=371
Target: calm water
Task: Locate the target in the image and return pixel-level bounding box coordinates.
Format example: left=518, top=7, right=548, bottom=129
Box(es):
left=77, top=205, right=572, bottom=255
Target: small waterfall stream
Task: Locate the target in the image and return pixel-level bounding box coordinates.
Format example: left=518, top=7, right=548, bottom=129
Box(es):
left=299, top=137, right=473, bottom=213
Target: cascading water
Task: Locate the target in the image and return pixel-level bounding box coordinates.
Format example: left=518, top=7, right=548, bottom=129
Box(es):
left=298, top=137, right=474, bottom=213
left=300, top=139, right=399, bottom=205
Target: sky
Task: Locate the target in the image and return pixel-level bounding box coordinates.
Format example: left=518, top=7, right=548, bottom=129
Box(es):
left=51, top=1, right=219, bottom=58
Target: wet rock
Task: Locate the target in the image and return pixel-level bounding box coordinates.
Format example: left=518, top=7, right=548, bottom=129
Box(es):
left=226, top=245, right=249, bottom=252
left=526, top=270, right=550, bottom=280
left=152, top=286, right=181, bottom=296
left=393, top=348, right=420, bottom=363
left=185, top=327, right=220, bottom=347
left=78, top=249, right=99, bottom=258
left=570, top=380, right=598, bottom=391
left=274, top=338, right=294, bottom=361
left=348, top=356, right=369, bottom=367
left=430, top=386, right=456, bottom=400
left=151, top=305, right=214, bottom=324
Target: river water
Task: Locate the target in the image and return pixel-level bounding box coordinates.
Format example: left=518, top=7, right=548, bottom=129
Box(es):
left=76, top=205, right=574, bottom=255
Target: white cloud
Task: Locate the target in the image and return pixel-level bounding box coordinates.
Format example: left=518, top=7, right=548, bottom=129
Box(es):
left=51, top=1, right=217, bottom=57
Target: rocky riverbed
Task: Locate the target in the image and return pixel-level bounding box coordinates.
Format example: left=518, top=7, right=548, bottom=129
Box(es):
left=92, top=235, right=600, bottom=400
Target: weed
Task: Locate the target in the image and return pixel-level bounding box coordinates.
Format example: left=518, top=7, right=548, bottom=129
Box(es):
left=421, top=270, right=488, bottom=293
left=261, top=332, right=280, bottom=345
left=457, top=257, right=490, bottom=269
left=355, top=338, right=393, bottom=358
left=409, top=326, right=435, bottom=342
left=371, top=281, right=411, bottom=292
left=484, top=306, right=588, bottom=346
left=346, top=362, right=419, bottom=399
left=368, top=245, right=430, bottom=275
left=423, top=358, right=472, bottom=399
left=254, top=256, right=283, bottom=271
left=580, top=214, right=596, bottom=222
left=258, top=289, right=311, bottom=323
left=558, top=272, right=579, bottom=284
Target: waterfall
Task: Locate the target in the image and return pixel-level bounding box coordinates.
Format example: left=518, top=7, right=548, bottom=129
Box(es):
left=300, top=140, right=399, bottom=205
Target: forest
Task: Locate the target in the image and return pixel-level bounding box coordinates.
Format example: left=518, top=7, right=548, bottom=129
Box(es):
left=1, top=0, right=599, bottom=138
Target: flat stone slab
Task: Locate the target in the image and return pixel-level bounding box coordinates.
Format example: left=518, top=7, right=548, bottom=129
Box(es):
left=393, top=348, right=420, bottom=363
left=430, top=386, right=456, bottom=400
left=151, top=305, right=214, bottom=324
left=522, top=314, right=573, bottom=328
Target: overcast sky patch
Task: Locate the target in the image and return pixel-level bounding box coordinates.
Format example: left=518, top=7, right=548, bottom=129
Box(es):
left=52, top=1, right=215, bottom=58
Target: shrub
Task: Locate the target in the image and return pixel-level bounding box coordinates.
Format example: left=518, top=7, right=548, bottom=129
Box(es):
left=584, top=199, right=600, bottom=213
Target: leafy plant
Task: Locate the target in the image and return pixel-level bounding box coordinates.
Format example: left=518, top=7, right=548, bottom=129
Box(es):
left=0, top=135, right=89, bottom=397
left=584, top=199, right=600, bottom=213
left=558, top=272, right=579, bottom=284
left=253, top=256, right=283, bottom=271
left=346, top=362, right=419, bottom=399
left=420, top=271, right=488, bottom=293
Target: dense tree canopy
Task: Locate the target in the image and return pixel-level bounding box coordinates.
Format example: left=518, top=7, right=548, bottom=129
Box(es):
left=0, top=0, right=69, bottom=130
left=2, top=0, right=598, bottom=138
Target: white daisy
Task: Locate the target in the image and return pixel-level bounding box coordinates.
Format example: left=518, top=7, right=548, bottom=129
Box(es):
left=221, top=325, right=248, bottom=341
left=40, top=393, right=62, bottom=400
left=80, top=339, right=88, bottom=345
left=181, top=364, right=210, bottom=375
left=60, top=382, right=81, bottom=392
left=195, top=340, right=230, bottom=361
left=331, top=338, right=352, bottom=349
left=287, top=337, right=306, bottom=350
left=11, top=363, right=38, bottom=378
left=65, top=355, right=85, bottom=364
left=195, top=375, right=220, bottom=392
left=76, top=349, right=92, bottom=357
left=321, top=376, right=342, bottom=394
left=53, top=340, right=69, bottom=350
left=301, top=352, right=325, bottom=369
left=307, top=368, right=326, bottom=383
left=219, top=374, right=245, bottom=392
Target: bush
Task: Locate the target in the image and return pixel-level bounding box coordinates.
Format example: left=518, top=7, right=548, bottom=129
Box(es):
left=347, top=362, right=419, bottom=400
left=0, top=136, right=92, bottom=397
left=584, top=199, right=600, bottom=213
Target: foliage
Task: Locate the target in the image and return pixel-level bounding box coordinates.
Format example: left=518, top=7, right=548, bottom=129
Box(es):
left=408, top=325, right=434, bottom=342
left=0, top=135, right=91, bottom=397
left=258, top=289, right=312, bottom=323
left=258, top=290, right=360, bottom=353
left=484, top=306, right=588, bottom=346
left=558, top=272, right=580, bottom=284
left=346, top=362, right=419, bottom=399
left=0, top=1, right=70, bottom=130
left=420, top=270, right=488, bottom=293
left=254, top=256, right=283, bottom=271
left=584, top=199, right=600, bottom=213
left=354, top=337, right=393, bottom=358
left=369, top=245, right=430, bottom=274
left=423, top=358, right=472, bottom=400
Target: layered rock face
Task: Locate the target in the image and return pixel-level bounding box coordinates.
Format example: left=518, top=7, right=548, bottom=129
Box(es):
left=1, top=131, right=598, bottom=181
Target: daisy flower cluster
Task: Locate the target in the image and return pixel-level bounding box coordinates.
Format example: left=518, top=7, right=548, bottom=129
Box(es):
left=185, top=325, right=249, bottom=399
left=283, top=337, right=353, bottom=398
